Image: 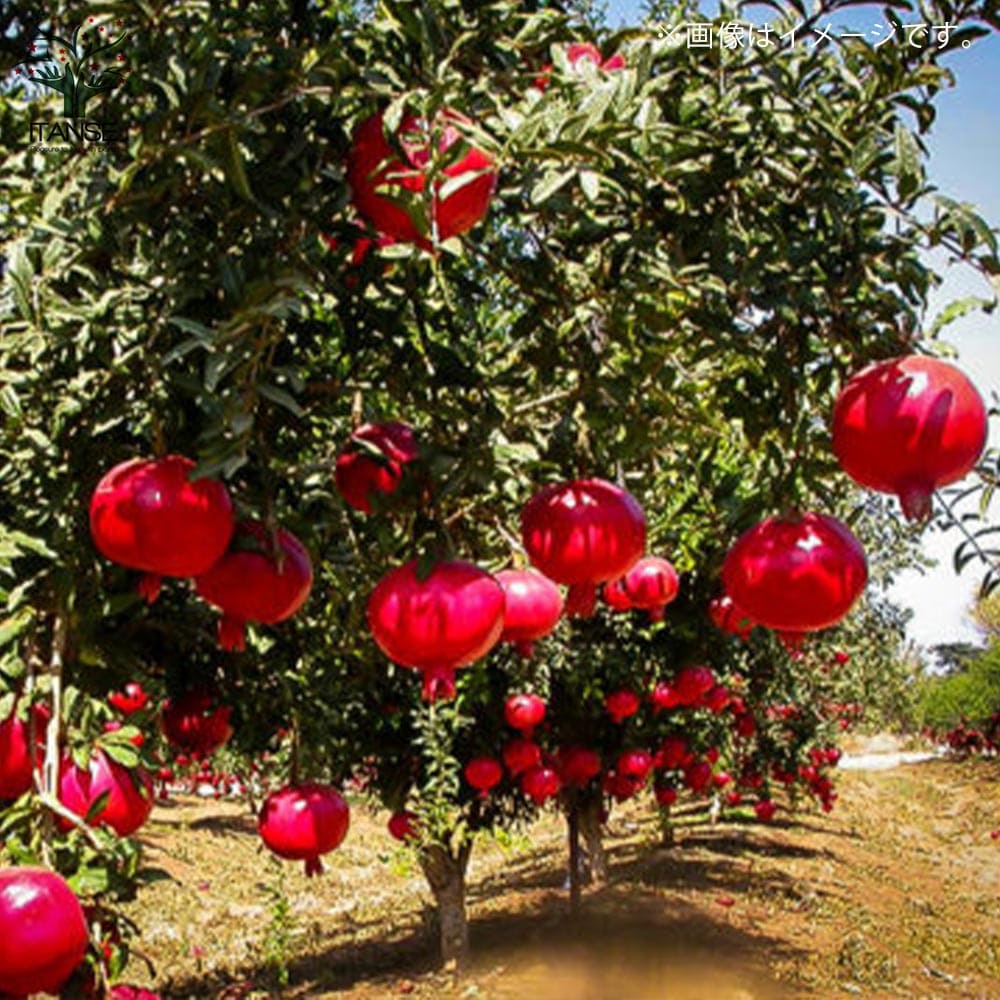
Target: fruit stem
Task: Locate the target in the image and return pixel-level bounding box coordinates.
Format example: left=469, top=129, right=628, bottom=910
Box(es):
left=420, top=666, right=457, bottom=702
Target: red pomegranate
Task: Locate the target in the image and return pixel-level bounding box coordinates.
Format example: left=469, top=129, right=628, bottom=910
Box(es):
left=650, top=680, right=681, bottom=713
left=160, top=690, right=233, bottom=756
left=258, top=783, right=350, bottom=876
left=605, top=689, right=641, bottom=724
left=653, top=781, right=677, bottom=808
left=721, top=512, right=868, bottom=642
left=521, top=478, right=646, bottom=617
left=621, top=556, right=679, bottom=622
left=683, top=760, right=713, bottom=794
left=832, top=355, right=987, bottom=521
left=58, top=749, right=154, bottom=837
left=367, top=559, right=505, bottom=701
left=617, top=749, right=653, bottom=782
left=387, top=810, right=419, bottom=843
left=496, top=569, right=564, bottom=657
left=557, top=746, right=601, bottom=787
left=704, top=684, right=731, bottom=714
left=0, top=703, right=48, bottom=800
left=464, top=757, right=503, bottom=799
left=603, top=770, right=641, bottom=802
left=504, top=693, right=547, bottom=735
left=108, top=682, right=149, bottom=715
left=535, top=42, right=626, bottom=90
left=520, top=765, right=561, bottom=806
left=674, top=665, right=716, bottom=707
left=657, top=737, right=691, bottom=771
left=502, top=738, right=542, bottom=776
left=89, top=455, right=234, bottom=603
left=0, top=866, right=88, bottom=996
left=347, top=109, right=496, bottom=247
left=754, top=800, right=777, bottom=822
left=334, top=421, right=420, bottom=514
left=708, top=594, right=756, bottom=639
left=603, top=577, right=633, bottom=612
left=195, top=521, right=313, bottom=651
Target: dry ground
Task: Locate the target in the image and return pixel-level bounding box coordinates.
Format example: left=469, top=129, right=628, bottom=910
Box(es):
left=122, top=755, right=999, bottom=999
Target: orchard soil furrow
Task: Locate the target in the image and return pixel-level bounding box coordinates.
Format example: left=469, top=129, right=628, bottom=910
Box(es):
left=123, top=757, right=999, bottom=999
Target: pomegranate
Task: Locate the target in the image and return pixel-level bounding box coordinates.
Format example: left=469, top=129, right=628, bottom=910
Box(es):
left=754, top=800, right=777, bottom=822
left=496, top=569, right=564, bottom=657
left=160, top=690, right=233, bottom=755
left=684, top=761, right=713, bottom=794
left=334, top=421, right=419, bottom=514
left=503, top=738, right=542, bottom=776
left=708, top=594, right=756, bottom=639
left=258, top=783, right=350, bottom=876
left=651, top=680, right=681, bottom=713
left=347, top=109, right=496, bottom=247
left=832, top=355, right=987, bottom=521
left=387, top=810, right=419, bottom=843
left=617, top=749, right=653, bottom=782
left=89, top=455, right=234, bottom=603
left=535, top=42, right=626, bottom=90
left=0, top=703, right=48, bottom=800
left=674, top=665, right=716, bottom=707
left=605, top=689, right=641, bottom=724
left=721, top=512, right=868, bottom=641
left=653, top=781, right=677, bottom=808
left=0, top=866, right=88, bottom=996
left=521, top=478, right=646, bottom=616
left=703, top=684, right=731, bottom=714
left=195, top=521, right=313, bottom=651
left=621, top=556, right=679, bottom=621
left=464, top=757, right=503, bottom=799
left=108, top=682, right=149, bottom=715
left=657, top=737, right=691, bottom=770
left=520, top=765, right=561, bottom=806
left=557, top=746, right=601, bottom=787
left=367, top=559, right=505, bottom=701
left=58, top=749, right=154, bottom=837
left=602, top=577, right=633, bottom=611
left=833, top=650, right=851, bottom=665
left=603, top=770, right=641, bottom=802
left=504, top=693, right=547, bottom=735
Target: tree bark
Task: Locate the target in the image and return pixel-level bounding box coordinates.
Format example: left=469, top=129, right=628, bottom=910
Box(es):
left=578, top=793, right=608, bottom=886
left=419, top=842, right=472, bottom=972
left=567, top=797, right=581, bottom=911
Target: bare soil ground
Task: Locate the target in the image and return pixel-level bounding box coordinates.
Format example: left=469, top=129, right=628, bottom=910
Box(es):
left=123, top=756, right=999, bottom=999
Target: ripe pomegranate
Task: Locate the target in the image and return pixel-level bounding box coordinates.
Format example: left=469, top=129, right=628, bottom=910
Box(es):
left=535, top=42, right=626, bottom=90
left=657, top=737, right=691, bottom=770
left=89, top=455, right=234, bottom=603
left=621, top=556, right=679, bottom=621
left=504, top=693, right=547, bottom=735
left=521, top=478, right=645, bottom=617
left=195, top=521, right=313, bottom=651
left=520, top=765, right=561, bottom=806
left=334, top=421, right=419, bottom=514
left=832, top=355, right=987, bottom=521
left=833, top=650, right=851, bottom=666
left=721, top=512, right=867, bottom=641
left=754, top=800, right=777, bottom=822
left=603, top=770, right=641, bottom=802
left=367, top=559, right=505, bottom=701
left=464, top=757, right=503, bottom=799
left=160, top=690, right=233, bottom=756
left=683, top=760, right=713, bottom=794
left=258, top=783, right=350, bottom=876
left=387, top=810, right=419, bottom=843
left=651, top=680, right=681, bottom=713
left=503, top=738, right=542, bottom=776
left=0, top=703, right=48, bottom=800
left=496, top=569, right=564, bottom=657
left=0, top=866, right=88, bottom=996
left=704, top=684, right=731, bottom=714
left=653, top=781, right=677, bottom=808
left=108, top=682, right=149, bottom=715
left=674, top=666, right=716, bottom=707
left=58, top=749, right=154, bottom=837
left=617, top=749, right=653, bottom=782
left=602, top=577, right=633, bottom=611
left=557, top=746, right=601, bottom=787
left=605, top=689, right=641, bottom=724
left=347, top=109, right=496, bottom=247
left=708, top=594, right=756, bottom=639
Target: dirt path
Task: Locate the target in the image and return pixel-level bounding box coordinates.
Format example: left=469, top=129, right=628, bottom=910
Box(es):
left=123, top=757, right=999, bottom=999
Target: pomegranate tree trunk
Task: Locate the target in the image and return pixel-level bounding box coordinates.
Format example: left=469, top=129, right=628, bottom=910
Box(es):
left=420, top=842, right=472, bottom=972
left=578, top=793, right=608, bottom=886
left=567, top=797, right=582, bottom=911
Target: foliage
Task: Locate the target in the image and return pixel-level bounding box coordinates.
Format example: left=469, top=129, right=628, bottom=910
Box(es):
left=918, top=642, right=1000, bottom=730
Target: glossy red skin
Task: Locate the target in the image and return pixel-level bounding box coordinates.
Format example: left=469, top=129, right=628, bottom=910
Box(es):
left=832, top=355, right=987, bottom=520
left=521, top=479, right=645, bottom=616
left=557, top=746, right=601, bottom=787
left=520, top=764, right=561, bottom=805
left=367, top=560, right=505, bottom=701
left=658, top=737, right=691, bottom=771
left=674, top=666, right=716, bottom=706
left=160, top=691, right=233, bottom=755
left=602, top=577, right=633, bottom=611
left=464, top=757, right=503, bottom=795
left=708, top=594, right=756, bottom=639
left=496, top=569, right=563, bottom=656
left=683, top=760, right=713, bottom=794
left=754, top=800, right=777, bottom=822
left=0, top=706, right=48, bottom=800
left=58, top=749, right=153, bottom=837
left=195, top=521, right=313, bottom=650
left=617, top=749, right=653, bottom=781
left=502, top=738, right=542, bottom=776
left=605, top=689, right=641, bottom=724
left=347, top=110, right=496, bottom=246
left=0, top=866, right=88, bottom=996
left=721, top=512, right=868, bottom=634
left=603, top=770, right=641, bottom=802
left=504, top=693, right=547, bottom=732
left=622, top=556, right=679, bottom=620
left=334, top=421, right=419, bottom=514
left=653, top=782, right=677, bottom=808
left=650, top=680, right=681, bottom=712
left=258, top=783, right=349, bottom=876
left=108, top=682, right=149, bottom=715
left=387, top=810, right=419, bottom=843
left=89, top=456, right=234, bottom=577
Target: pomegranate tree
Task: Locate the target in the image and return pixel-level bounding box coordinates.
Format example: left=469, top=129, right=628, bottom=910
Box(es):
left=258, top=783, right=350, bottom=876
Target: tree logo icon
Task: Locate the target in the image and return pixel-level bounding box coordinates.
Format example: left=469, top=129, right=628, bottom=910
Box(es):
left=14, top=16, right=130, bottom=119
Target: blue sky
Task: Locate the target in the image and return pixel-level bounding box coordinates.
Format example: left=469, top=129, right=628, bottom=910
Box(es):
left=604, top=2, right=1000, bottom=649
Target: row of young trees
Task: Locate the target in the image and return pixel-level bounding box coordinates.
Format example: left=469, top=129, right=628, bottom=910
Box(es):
left=1, top=0, right=998, bottom=985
